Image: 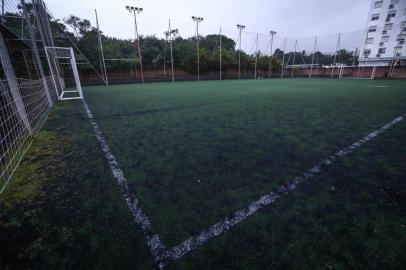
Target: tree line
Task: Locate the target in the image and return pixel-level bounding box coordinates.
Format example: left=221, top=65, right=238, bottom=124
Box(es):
left=2, top=7, right=359, bottom=76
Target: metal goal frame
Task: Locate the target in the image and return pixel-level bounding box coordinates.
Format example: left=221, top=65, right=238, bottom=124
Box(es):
left=44, top=46, right=83, bottom=100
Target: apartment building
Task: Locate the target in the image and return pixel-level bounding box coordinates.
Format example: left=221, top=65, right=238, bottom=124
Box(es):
left=359, top=0, right=406, bottom=66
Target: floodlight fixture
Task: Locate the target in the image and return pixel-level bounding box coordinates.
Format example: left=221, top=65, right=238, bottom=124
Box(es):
left=125, top=5, right=144, bottom=83
left=192, top=16, right=203, bottom=22
left=126, top=6, right=143, bottom=13
left=236, top=24, right=246, bottom=79
left=237, top=24, right=245, bottom=30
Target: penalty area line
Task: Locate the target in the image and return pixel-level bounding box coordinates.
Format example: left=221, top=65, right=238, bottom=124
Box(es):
left=157, top=114, right=405, bottom=268
left=82, top=100, right=166, bottom=262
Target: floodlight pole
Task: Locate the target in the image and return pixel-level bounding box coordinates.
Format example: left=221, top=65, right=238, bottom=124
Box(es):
left=1, top=0, right=4, bottom=23
left=95, top=9, right=108, bottom=85
left=268, top=30, right=276, bottom=78
left=352, top=47, right=358, bottom=67
left=192, top=16, right=203, bottom=81
left=281, top=38, right=286, bottom=78
left=331, top=33, right=341, bottom=78
left=219, top=27, right=222, bottom=80
left=254, top=32, right=258, bottom=79
left=292, top=39, right=297, bottom=78
left=169, top=19, right=175, bottom=82
left=310, top=36, right=317, bottom=78
left=237, top=24, right=245, bottom=79
left=126, top=6, right=144, bottom=83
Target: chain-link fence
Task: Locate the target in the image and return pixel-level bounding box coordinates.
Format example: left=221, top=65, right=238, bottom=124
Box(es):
left=44, top=3, right=406, bottom=84
left=0, top=0, right=59, bottom=193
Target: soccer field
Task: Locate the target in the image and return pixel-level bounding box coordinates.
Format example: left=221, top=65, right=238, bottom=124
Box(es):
left=1, top=78, right=405, bottom=269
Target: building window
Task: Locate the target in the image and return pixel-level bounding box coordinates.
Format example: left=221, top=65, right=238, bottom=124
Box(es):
left=378, top=48, right=386, bottom=54
left=368, top=26, right=377, bottom=32
left=371, top=13, right=380, bottom=21
left=381, top=36, right=390, bottom=42
left=394, top=46, right=402, bottom=55
left=374, top=1, right=383, bottom=9
left=397, top=34, right=406, bottom=45
left=402, top=21, right=406, bottom=32
left=364, top=49, right=371, bottom=57
left=387, top=11, right=396, bottom=18
left=390, top=0, right=399, bottom=4
left=367, top=37, right=374, bottom=44
left=384, top=23, right=393, bottom=31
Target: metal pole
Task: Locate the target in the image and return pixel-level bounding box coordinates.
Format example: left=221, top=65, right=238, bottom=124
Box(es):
left=21, top=0, right=52, bottom=106
left=169, top=19, right=175, bottom=82
left=196, top=20, right=200, bottom=81
left=239, top=28, right=241, bottom=79
left=254, top=33, right=258, bottom=79
left=133, top=10, right=144, bottom=83
left=239, top=29, right=242, bottom=79
left=1, top=0, right=4, bottom=23
left=163, top=21, right=170, bottom=77
left=219, top=27, right=222, bottom=80
left=22, top=50, right=32, bottom=79
left=352, top=47, right=358, bottom=67
left=268, top=31, right=276, bottom=78
left=281, top=38, right=286, bottom=78
left=310, top=37, right=317, bottom=78
left=292, top=40, right=297, bottom=78
left=331, top=33, right=340, bottom=78
left=237, top=25, right=245, bottom=79
left=95, top=9, right=108, bottom=85
left=21, top=15, right=24, bottom=39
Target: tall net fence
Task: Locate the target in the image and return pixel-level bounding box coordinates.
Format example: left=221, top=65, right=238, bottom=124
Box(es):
left=0, top=0, right=66, bottom=193
left=43, top=3, right=406, bottom=84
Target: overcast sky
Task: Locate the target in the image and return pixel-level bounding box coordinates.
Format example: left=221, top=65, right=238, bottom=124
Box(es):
left=45, top=0, right=372, bottom=52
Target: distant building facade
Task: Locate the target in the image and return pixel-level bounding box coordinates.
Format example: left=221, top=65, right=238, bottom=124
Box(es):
left=359, top=0, right=406, bottom=66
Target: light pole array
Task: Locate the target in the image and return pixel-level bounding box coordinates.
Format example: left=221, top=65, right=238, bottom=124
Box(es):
left=268, top=30, right=276, bottom=78
left=192, top=16, right=203, bottom=80
left=237, top=24, right=245, bottom=79
left=126, top=5, right=144, bottom=83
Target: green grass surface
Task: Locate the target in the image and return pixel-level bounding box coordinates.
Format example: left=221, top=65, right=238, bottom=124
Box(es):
left=1, top=78, right=405, bottom=269
left=84, top=78, right=406, bottom=246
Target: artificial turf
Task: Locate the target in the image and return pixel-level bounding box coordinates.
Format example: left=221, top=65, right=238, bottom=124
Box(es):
left=83, top=78, right=406, bottom=246
left=0, top=78, right=405, bottom=269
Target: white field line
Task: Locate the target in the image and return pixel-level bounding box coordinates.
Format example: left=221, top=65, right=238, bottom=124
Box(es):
left=157, top=114, right=405, bottom=268
left=83, top=97, right=404, bottom=269
left=82, top=100, right=166, bottom=260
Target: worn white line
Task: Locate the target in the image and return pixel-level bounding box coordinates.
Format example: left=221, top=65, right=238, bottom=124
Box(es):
left=82, top=100, right=166, bottom=261
left=157, top=114, right=405, bottom=268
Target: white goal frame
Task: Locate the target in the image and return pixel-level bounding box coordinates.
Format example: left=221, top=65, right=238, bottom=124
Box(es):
left=44, top=46, right=83, bottom=100
left=338, top=65, right=377, bottom=80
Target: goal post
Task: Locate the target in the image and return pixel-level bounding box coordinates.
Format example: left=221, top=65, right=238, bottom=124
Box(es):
left=44, top=47, right=83, bottom=100
left=338, top=65, right=376, bottom=80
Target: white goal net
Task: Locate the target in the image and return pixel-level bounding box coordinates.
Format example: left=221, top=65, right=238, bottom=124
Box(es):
left=339, top=65, right=377, bottom=80
left=44, top=47, right=83, bottom=100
